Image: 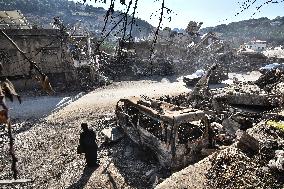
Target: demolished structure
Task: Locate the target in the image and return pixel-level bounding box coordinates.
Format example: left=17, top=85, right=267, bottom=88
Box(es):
left=0, top=10, right=76, bottom=90
left=115, top=61, right=284, bottom=188
left=0, top=10, right=110, bottom=91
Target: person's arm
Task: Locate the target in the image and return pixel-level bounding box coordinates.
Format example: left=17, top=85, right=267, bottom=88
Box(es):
left=79, top=133, right=83, bottom=145
left=90, top=130, right=98, bottom=149
left=77, top=133, right=83, bottom=154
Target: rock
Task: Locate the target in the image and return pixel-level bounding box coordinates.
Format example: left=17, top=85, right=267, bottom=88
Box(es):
left=268, top=150, right=284, bottom=171
left=237, top=132, right=259, bottom=155
left=101, top=127, right=124, bottom=143
left=222, top=118, right=241, bottom=135
left=124, top=145, right=134, bottom=157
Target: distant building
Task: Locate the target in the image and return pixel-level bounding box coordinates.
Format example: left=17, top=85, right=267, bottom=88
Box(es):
left=243, top=40, right=266, bottom=52
left=270, top=21, right=282, bottom=26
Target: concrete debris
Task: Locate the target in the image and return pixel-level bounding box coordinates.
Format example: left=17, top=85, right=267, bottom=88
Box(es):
left=222, top=118, right=241, bottom=135
left=101, top=127, right=124, bottom=143
left=268, top=150, right=284, bottom=171
left=183, top=67, right=228, bottom=86
left=237, top=131, right=260, bottom=154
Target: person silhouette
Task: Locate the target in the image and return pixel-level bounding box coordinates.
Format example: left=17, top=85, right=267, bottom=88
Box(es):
left=78, top=123, right=99, bottom=167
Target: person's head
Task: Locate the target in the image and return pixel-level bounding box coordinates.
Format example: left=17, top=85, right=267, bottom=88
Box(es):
left=81, top=123, right=88, bottom=131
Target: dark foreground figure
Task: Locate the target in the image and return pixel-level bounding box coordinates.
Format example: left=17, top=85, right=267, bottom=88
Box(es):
left=78, top=123, right=99, bottom=167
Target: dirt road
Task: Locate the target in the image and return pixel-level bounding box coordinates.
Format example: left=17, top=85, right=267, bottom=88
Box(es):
left=8, top=78, right=190, bottom=121
left=48, top=79, right=190, bottom=122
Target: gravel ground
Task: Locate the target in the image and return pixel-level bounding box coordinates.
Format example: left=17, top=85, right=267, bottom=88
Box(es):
left=0, top=72, right=263, bottom=188
left=0, top=77, right=190, bottom=189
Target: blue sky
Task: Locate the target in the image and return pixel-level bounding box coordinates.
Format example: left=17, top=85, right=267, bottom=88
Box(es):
left=74, top=0, right=284, bottom=28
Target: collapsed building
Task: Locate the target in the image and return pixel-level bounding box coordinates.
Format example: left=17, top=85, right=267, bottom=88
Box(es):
left=0, top=10, right=76, bottom=90
left=0, top=10, right=109, bottom=91
left=103, top=23, right=232, bottom=81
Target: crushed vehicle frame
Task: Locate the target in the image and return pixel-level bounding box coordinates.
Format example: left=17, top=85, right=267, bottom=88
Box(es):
left=116, top=96, right=211, bottom=170
left=183, top=67, right=228, bottom=87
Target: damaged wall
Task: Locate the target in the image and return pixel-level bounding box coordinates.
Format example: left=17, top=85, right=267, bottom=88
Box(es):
left=0, top=29, right=76, bottom=90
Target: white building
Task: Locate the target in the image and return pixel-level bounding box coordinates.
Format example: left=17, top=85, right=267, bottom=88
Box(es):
left=244, top=40, right=267, bottom=52
left=270, top=21, right=282, bottom=26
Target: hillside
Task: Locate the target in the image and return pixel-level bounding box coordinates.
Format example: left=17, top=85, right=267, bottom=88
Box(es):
left=201, top=16, right=284, bottom=47
left=0, top=0, right=154, bottom=39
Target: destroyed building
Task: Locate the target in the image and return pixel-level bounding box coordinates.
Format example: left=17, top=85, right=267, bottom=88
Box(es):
left=0, top=10, right=76, bottom=90
left=107, top=24, right=232, bottom=80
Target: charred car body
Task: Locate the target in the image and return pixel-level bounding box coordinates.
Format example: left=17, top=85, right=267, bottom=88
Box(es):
left=116, top=96, right=211, bottom=170
left=183, top=67, right=228, bottom=86
left=115, top=63, right=284, bottom=171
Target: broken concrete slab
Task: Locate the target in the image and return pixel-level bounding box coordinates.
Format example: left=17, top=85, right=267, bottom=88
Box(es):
left=237, top=131, right=260, bottom=155
left=101, top=127, right=124, bottom=143
left=268, top=150, right=284, bottom=171
left=222, top=118, right=241, bottom=135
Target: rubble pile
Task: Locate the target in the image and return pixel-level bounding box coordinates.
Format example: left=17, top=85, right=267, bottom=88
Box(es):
left=206, top=147, right=280, bottom=188
left=109, top=137, right=161, bottom=189
left=102, top=57, right=174, bottom=81
left=157, top=93, right=189, bottom=107
left=155, top=121, right=284, bottom=189
left=206, top=119, right=284, bottom=188
left=253, top=68, right=284, bottom=97
left=114, top=65, right=284, bottom=188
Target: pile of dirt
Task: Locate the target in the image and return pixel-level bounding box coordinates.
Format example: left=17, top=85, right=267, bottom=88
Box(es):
left=156, top=122, right=284, bottom=189
left=206, top=147, right=282, bottom=189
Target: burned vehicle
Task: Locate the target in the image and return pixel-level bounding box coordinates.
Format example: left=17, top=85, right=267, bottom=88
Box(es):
left=259, top=62, right=283, bottom=74
left=115, top=64, right=224, bottom=170
left=116, top=96, right=211, bottom=170
left=183, top=67, right=228, bottom=86
left=115, top=63, right=284, bottom=171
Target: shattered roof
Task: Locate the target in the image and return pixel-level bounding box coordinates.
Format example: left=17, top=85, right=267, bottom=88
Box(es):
left=0, top=10, right=32, bottom=29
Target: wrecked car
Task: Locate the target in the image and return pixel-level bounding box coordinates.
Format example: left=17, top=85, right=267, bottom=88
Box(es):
left=116, top=96, right=211, bottom=170
left=183, top=68, right=228, bottom=86
left=259, top=62, right=283, bottom=74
